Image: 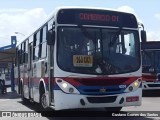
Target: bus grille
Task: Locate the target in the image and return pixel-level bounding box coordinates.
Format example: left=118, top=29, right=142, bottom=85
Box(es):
left=80, top=88, right=123, bottom=95
left=77, top=85, right=125, bottom=95
left=76, top=78, right=129, bottom=86
left=87, top=96, right=117, bottom=103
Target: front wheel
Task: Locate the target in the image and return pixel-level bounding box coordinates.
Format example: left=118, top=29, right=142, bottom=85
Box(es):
left=40, top=92, right=49, bottom=111
left=105, top=107, right=122, bottom=111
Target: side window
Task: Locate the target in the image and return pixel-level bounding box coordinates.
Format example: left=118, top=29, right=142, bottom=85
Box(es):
left=18, top=45, right=21, bottom=64
left=29, top=35, right=34, bottom=60
left=23, top=41, right=26, bottom=64
left=20, top=44, right=23, bottom=64
left=39, top=29, right=43, bottom=58
left=42, top=26, right=47, bottom=42
left=24, top=40, right=28, bottom=63
left=35, top=47, right=39, bottom=60
left=17, top=40, right=28, bottom=64
left=41, top=42, right=47, bottom=58
left=33, top=31, right=40, bottom=61
left=39, top=25, right=47, bottom=59
left=36, top=31, right=40, bottom=46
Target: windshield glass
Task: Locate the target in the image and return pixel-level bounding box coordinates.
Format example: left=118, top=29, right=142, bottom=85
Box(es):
left=142, top=50, right=160, bottom=73
left=57, top=27, right=140, bottom=75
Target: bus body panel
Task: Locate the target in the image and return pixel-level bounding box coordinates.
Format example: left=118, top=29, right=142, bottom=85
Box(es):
left=53, top=75, right=142, bottom=110
left=32, top=59, right=48, bottom=102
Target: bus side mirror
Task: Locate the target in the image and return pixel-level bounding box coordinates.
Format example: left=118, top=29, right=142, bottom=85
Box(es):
left=47, top=31, right=55, bottom=45
left=141, top=30, right=147, bottom=43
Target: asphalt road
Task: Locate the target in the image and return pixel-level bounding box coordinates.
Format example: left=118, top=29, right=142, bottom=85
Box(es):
left=0, top=88, right=160, bottom=120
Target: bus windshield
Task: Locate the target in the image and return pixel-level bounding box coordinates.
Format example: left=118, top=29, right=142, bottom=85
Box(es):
left=57, top=26, right=140, bottom=75
left=142, top=50, right=160, bottom=73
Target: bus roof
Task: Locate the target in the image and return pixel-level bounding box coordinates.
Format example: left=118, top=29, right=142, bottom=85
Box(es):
left=53, top=6, right=135, bottom=14
left=16, top=6, right=138, bottom=47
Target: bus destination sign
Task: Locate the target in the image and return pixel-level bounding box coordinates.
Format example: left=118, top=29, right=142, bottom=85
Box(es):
left=57, top=9, right=138, bottom=28
left=79, top=13, right=119, bottom=23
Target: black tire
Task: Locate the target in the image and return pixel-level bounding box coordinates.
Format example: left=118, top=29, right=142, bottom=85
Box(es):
left=105, top=107, right=122, bottom=111
left=40, top=92, right=51, bottom=111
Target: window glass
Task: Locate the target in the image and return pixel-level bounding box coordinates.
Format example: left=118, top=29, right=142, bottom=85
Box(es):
left=23, top=41, right=26, bottom=53
left=29, top=35, right=33, bottom=43
left=34, top=46, right=39, bottom=60
left=25, top=40, right=28, bottom=52
left=41, top=42, right=46, bottom=58
left=24, top=52, right=28, bottom=63
left=20, top=54, right=23, bottom=64
left=21, top=44, right=23, bottom=53
left=42, top=26, right=47, bottom=42
left=36, top=31, right=40, bottom=46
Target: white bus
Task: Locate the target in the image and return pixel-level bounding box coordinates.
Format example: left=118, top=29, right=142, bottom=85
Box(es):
left=14, top=7, right=146, bottom=111
left=141, top=41, right=160, bottom=90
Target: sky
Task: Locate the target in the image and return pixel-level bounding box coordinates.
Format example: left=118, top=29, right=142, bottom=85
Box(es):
left=0, top=0, right=160, bottom=47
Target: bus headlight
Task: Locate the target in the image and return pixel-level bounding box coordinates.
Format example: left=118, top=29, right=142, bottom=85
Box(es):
left=62, top=83, right=68, bottom=88
left=56, top=79, right=80, bottom=94
left=134, top=81, right=139, bottom=87
left=124, top=79, right=141, bottom=92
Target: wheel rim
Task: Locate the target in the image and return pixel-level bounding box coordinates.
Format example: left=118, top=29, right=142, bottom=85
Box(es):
left=41, top=94, right=47, bottom=109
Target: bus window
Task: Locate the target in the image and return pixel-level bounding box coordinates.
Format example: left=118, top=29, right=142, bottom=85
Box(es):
left=39, top=26, right=47, bottom=59
left=33, top=31, right=41, bottom=60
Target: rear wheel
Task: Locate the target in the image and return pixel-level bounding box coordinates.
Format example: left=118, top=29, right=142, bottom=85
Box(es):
left=105, top=107, right=122, bottom=111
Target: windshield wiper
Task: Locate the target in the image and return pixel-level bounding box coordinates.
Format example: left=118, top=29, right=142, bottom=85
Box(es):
left=109, top=27, right=122, bottom=47
left=79, top=25, right=93, bottom=40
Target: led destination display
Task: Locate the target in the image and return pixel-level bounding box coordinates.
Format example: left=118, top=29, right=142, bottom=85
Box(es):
left=57, top=8, right=138, bottom=28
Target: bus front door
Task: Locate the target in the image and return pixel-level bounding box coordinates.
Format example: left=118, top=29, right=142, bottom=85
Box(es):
left=48, top=45, right=54, bottom=105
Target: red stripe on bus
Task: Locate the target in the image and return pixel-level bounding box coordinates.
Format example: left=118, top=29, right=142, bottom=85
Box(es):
left=56, top=77, right=140, bottom=86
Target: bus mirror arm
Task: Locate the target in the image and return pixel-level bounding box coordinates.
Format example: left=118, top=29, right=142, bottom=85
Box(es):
left=47, top=30, right=55, bottom=45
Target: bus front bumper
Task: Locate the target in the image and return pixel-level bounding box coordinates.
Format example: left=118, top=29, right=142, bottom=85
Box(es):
left=54, top=88, right=142, bottom=110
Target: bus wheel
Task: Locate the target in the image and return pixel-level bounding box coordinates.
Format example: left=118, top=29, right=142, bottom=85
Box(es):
left=104, top=107, right=122, bottom=111
left=40, top=92, right=48, bottom=110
